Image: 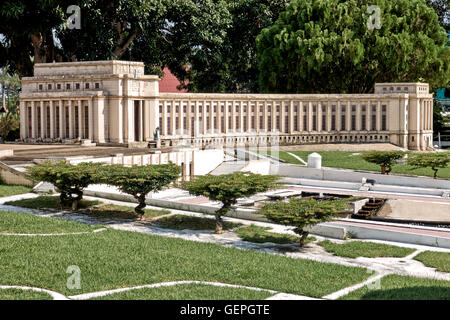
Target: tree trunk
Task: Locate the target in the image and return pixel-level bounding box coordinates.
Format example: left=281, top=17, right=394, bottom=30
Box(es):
left=30, top=33, right=47, bottom=64
left=433, top=168, right=438, bottom=179
left=72, top=199, right=79, bottom=211
left=381, top=165, right=386, bottom=174
left=299, top=231, right=309, bottom=247
left=214, top=204, right=230, bottom=234
left=70, top=189, right=83, bottom=211
left=215, top=213, right=223, bottom=234
left=135, top=194, right=146, bottom=219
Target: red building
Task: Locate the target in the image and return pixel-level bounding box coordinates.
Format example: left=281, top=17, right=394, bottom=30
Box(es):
left=159, top=67, right=188, bottom=93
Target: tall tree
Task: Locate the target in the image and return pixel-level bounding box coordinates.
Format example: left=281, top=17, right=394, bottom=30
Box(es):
left=0, top=0, right=232, bottom=79
left=426, top=0, right=450, bottom=30
left=257, top=0, right=450, bottom=94
left=0, top=0, right=72, bottom=77
left=187, top=0, right=289, bottom=92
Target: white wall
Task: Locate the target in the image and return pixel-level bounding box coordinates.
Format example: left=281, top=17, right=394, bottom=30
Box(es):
left=272, top=163, right=450, bottom=190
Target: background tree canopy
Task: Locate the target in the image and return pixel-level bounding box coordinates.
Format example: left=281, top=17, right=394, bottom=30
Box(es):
left=256, top=0, right=450, bottom=94
left=0, top=0, right=448, bottom=94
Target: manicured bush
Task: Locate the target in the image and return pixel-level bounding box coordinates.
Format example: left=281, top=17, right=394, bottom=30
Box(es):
left=181, top=172, right=280, bottom=234
left=360, top=151, right=405, bottom=174
left=258, top=197, right=351, bottom=247
left=27, top=161, right=104, bottom=210
left=407, top=152, right=450, bottom=179
left=96, top=163, right=181, bottom=218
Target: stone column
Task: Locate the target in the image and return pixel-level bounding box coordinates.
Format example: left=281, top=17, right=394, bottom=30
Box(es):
left=186, top=100, right=191, bottom=136
left=346, top=103, right=351, bottom=132
left=178, top=101, right=184, bottom=136
left=289, top=101, right=294, bottom=133
left=271, top=101, right=277, bottom=132
left=78, top=100, right=83, bottom=139
left=307, top=102, right=313, bottom=131
left=68, top=100, right=74, bottom=139
left=59, top=100, right=64, bottom=138
left=326, top=102, right=332, bottom=132
left=31, top=101, right=36, bottom=138
left=202, top=101, right=207, bottom=135
left=246, top=101, right=252, bottom=132
left=280, top=101, right=286, bottom=133
left=263, top=102, right=268, bottom=132
left=209, top=102, right=215, bottom=133
left=376, top=101, right=381, bottom=131
left=139, top=100, right=144, bottom=141
left=39, top=101, right=45, bottom=138
left=50, top=100, right=55, bottom=139
left=298, top=101, right=303, bottom=131
left=20, top=101, right=26, bottom=139
left=224, top=101, right=229, bottom=134
left=170, top=100, right=176, bottom=136
left=317, top=102, right=322, bottom=132
left=337, top=101, right=342, bottom=131
left=88, top=98, right=94, bottom=141
left=194, top=101, right=200, bottom=136
left=162, top=101, right=168, bottom=136
left=356, top=102, right=361, bottom=131
left=239, top=101, right=244, bottom=133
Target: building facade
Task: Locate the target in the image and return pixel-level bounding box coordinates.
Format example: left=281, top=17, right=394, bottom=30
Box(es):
left=19, top=60, right=434, bottom=150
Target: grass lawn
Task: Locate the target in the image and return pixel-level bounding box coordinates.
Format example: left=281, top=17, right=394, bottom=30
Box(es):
left=318, top=240, right=415, bottom=258
left=155, top=214, right=242, bottom=231
left=90, top=284, right=273, bottom=300
left=258, top=150, right=450, bottom=179
left=0, top=212, right=370, bottom=298
left=341, top=274, right=450, bottom=300
left=0, top=210, right=98, bottom=234
left=414, top=251, right=450, bottom=273
left=84, top=204, right=170, bottom=220
left=0, top=289, right=53, bottom=300
left=4, top=196, right=101, bottom=210
left=235, top=224, right=315, bottom=245
left=0, top=185, right=32, bottom=198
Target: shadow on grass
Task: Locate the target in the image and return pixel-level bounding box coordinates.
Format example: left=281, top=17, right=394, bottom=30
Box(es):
left=4, top=196, right=100, bottom=211
left=359, top=286, right=450, bottom=300
left=155, top=214, right=242, bottom=231
left=235, top=224, right=315, bottom=245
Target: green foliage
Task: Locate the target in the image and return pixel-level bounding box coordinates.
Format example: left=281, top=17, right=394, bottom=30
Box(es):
left=27, top=161, right=104, bottom=210
left=258, top=197, right=351, bottom=246
left=360, top=151, right=405, bottom=174
left=257, top=0, right=450, bottom=94
left=181, top=172, right=280, bottom=233
left=90, top=283, right=273, bottom=300
left=188, top=0, right=288, bottom=92
left=155, top=214, right=241, bottom=231
left=0, top=112, right=19, bottom=141
left=407, top=152, right=450, bottom=178
left=0, top=185, right=31, bottom=197
left=318, top=240, right=415, bottom=258
left=235, top=224, right=316, bottom=245
left=0, top=67, right=20, bottom=114
left=414, top=251, right=450, bottom=273
left=433, top=101, right=446, bottom=135
left=96, top=163, right=181, bottom=218
left=5, top=196, right=100, bottom=210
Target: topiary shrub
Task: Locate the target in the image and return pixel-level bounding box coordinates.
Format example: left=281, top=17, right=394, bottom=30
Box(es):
left=96, top=163, right=181, bottom=219
left=27, top=161, right=104, bottom=210
left=181, top=172, right=280, bottom=234
left=258, top=197, right=351, bottom=247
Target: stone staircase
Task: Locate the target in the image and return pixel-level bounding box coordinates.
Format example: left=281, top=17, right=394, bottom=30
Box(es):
left=352, top=198, right=385, bottom=220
